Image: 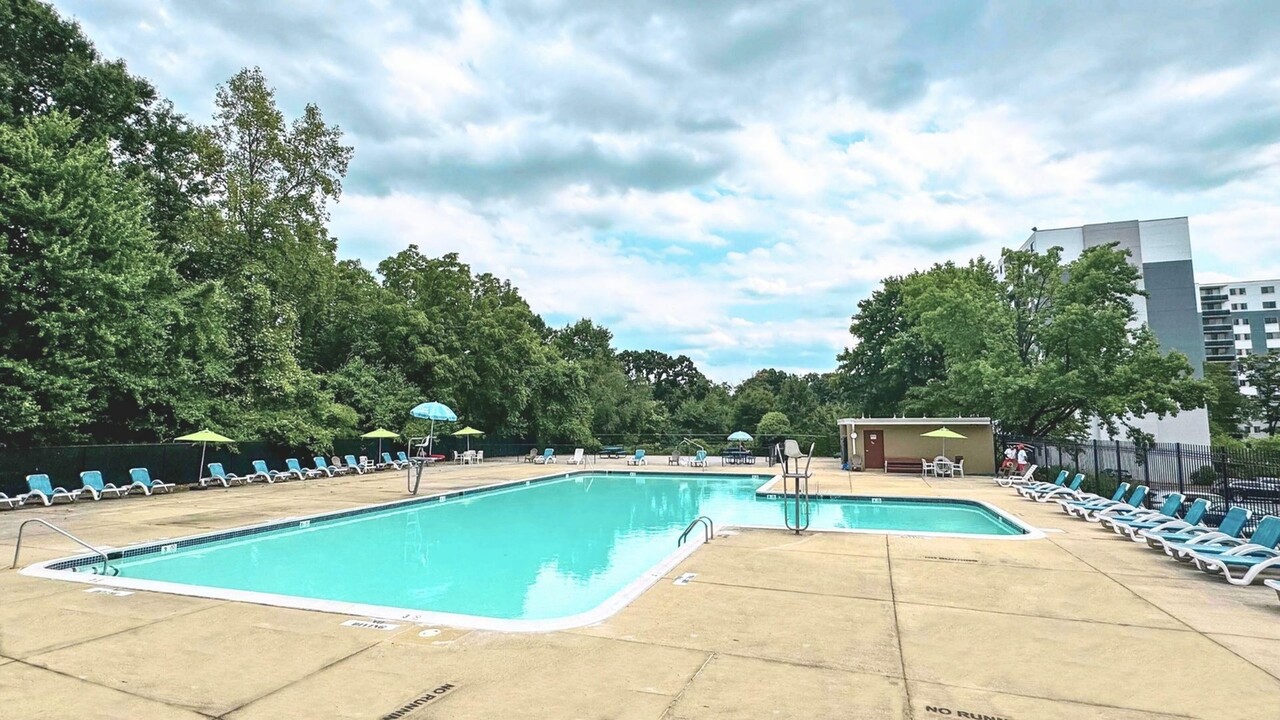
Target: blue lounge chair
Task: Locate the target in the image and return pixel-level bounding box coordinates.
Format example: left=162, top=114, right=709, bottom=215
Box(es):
left=534, top=448, right=556, bottom=464
left=1029, top=473, right=1088, bottom=502
left=286, top=458, right=321, bottom=480
left=1189, top=516, right=1280, bottom=584
left=1142, top=506, right=1250, bottom=554
left=250, top=460, right=290, bottom=483
left=1057, top=482, right=1129, bottom=515
left=1017, top=471, right=1073, bottom=500
left=1015, top=470, right=1067, bottom=497
left=21, top=474, right=81, bottom=505
left=1116, top=498, right=1208, bottom=540
left=129, top=467, right=175, bottom=495
left=382, top=452, right=405, bottom=470
left=79, top=470, right=131, bottom=500
left=201, top=462, right=249, bottom=488
left=690, top=450, right=708, bottom=468
left=343, top=455, right=366, bottom=475
left=627, top=449, right=647, bottom=466
left=1077, top=485, right=1149, bottom=522
left=397, top=451, right=410, bottom=465
left=1099, top=492, right=1183, bottom=532
left=313, top=456, right=336, bottom=477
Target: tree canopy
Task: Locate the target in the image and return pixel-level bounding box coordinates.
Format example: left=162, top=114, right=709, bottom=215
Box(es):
left=836, top=246, right=1211, bottom=439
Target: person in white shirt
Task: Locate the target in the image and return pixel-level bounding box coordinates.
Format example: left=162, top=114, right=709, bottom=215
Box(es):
left=1000, top=446, right=1017, bottom=476
left=1016, top=446, right=1029, bottom=472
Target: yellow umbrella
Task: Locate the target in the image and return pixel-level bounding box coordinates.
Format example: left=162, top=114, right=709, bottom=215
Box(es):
left=451, top=426, right=485, bottom=451
left=360, top=428, right=401, bottom=459
left=920, top=427, right=966, bottom=457
left=175, top=429, right=234, bottom=483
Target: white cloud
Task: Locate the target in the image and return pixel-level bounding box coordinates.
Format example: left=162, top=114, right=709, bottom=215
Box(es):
left=52, top=0, right=1280, bottom=381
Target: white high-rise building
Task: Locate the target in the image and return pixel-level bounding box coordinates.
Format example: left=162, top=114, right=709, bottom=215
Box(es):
left=1198, top=278, right=1280, bottom=436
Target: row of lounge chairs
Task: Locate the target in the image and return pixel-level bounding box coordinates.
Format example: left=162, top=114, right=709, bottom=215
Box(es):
left=0, top=452, right=415, bottom=509
left=1003, top=467, right=1280, bottom=587
left=525, top=448, right=669, bottom=466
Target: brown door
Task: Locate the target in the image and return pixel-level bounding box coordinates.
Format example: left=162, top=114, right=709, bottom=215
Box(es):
left=864, top=430, right=885, bottom=470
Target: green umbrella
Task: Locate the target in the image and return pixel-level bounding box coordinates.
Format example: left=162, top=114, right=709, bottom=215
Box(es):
left=175, top=429, right=235, bottom=484
left=920, top=427, right=967, bottom=457
left=452, top=426, right=485, bottom=451
left=360, top=428, right=401, bottom=459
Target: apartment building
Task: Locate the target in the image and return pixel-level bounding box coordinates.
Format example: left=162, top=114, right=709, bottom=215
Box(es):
left=1018, top=217, right=1210, bottom=445
left=1199, top=279, right=1280, bottom=436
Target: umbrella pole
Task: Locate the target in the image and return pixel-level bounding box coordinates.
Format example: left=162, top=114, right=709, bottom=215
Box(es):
left=198, top=442, right=207, bottom=485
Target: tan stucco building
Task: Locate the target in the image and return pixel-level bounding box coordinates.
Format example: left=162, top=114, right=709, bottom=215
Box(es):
left=837, top=417, right=996, bottom=475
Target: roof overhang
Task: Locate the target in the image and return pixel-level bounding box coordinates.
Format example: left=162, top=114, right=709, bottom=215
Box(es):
left=837, top=417, right=992, bottom=427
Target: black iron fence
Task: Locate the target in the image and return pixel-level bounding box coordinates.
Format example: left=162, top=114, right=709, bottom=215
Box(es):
left=998, top=435, right=1280, bottom=528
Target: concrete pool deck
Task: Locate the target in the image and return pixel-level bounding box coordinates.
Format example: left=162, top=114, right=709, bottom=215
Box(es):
left=1, top=459, right=1278, bottom=718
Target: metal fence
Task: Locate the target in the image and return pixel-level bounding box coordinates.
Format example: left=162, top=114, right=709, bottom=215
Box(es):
left=998, top=434, right=1280, bottom=528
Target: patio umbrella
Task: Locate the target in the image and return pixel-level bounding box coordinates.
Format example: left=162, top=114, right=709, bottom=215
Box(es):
left=727, top=430, right=752, bottom=452
left=409, top=401, right=457, bottom=456
left=452, top=426, right=485, bottom=451
left=175, top=429, right=234, bottom=484
left=920, top=427, right=967, bottom=457
left=360, top=428, right=401, bottom=459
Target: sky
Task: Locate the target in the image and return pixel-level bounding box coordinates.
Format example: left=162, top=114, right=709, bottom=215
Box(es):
left=54, top=0, right=1280, bottom=382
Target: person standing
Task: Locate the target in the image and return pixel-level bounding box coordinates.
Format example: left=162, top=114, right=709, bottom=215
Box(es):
left=1000, top=445, right=1017, bottom=476
left=1016, top=445, right=1029, bottom=473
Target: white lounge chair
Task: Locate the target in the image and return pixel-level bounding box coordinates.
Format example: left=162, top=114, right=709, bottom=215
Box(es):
left=921, top=458, right=935, bottom=477
left=566, top=448, right=586, bottom=465
left=996, top=464, right=1039, bottom=488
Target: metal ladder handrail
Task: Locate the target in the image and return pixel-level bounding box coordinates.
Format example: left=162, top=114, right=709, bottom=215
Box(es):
left=776, top=442, right=814, bottom=533
left=678, top=516, right=714, bottom=546
left=12, top=518, right=117, bottom=575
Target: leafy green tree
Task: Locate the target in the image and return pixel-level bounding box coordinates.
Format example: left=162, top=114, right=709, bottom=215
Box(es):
left=837, top=245, right=1210, bottom=439
left=732, top=384, right=776, bottom=434
left=1239, top=353, right=1280, bottom=435
left=0, top=113, right=170, bottom=443
left=619, top=349, right=712, bottom=413
left=1205, top=362, right=1251, bottom=439
left=835, top=276, right=945, bottom=415
left=756, top=411, right=792, bottom=440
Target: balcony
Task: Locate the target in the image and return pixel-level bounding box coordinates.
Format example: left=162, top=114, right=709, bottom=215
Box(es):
left=1202, top=325, right=1232, bottom=334
left=1201, top=307, right=1230, bottom=317
left=1204, top=337, right=1234, bottom=346
left=1199, top=293, right=1228, bottom=303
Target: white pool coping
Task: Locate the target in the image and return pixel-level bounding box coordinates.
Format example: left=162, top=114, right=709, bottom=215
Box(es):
left=21, top=468, right=1045, bottom=632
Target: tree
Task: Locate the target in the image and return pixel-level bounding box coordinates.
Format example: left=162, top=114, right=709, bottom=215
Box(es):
left=756, top=411, right=792, bottom=440
left=0, top=113, right=170, bottom=444
left=836, top=245, right=1211, bottom=439
left=618, top=349, right=712, bottom=412
left=732, top=384, right=776, bottom=434
left=1240, top=353, right=1280, bottom=435
left=1205, top=362, right=1251, bottom=439
left=835, top=276, right=945, bottom=416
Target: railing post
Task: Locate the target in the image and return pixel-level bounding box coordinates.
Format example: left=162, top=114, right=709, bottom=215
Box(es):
left=1115, top=440, right=1123, bottom=481
left=1092, top=439, right=1100, bottom=483
left=1175, top=443, right=1185, bottom=494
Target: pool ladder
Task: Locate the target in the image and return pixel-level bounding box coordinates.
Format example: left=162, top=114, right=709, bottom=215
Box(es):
left=776, top=441, right=815, bottom=534
left=12, top=518, right=117, bottom=576
left=678, top=516, right=714, bottom=546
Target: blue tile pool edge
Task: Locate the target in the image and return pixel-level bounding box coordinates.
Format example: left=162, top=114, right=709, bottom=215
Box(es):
left=20, top=469, right=1045, bottom=632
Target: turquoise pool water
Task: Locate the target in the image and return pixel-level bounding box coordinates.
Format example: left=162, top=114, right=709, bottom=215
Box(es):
left=99, top=473, right=1024, bottom=621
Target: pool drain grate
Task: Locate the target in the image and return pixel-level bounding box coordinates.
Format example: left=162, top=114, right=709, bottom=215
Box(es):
left=922, top=555, right=978, bottom=563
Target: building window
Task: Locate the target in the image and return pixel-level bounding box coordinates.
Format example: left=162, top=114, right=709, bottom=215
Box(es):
left=1268, top=332, right=1280, bottom=340
left=1264, top=286, right=1276, bottom=294
left=1266, top=317, right=1279, bottom=324
left=1232, top=303, right=1249, bottom=310
left=1265, top=301, right=1277, bottom=309
left=1235, top=318, right=1251, bottom=326
left=1230, top=288, right=1244, bottom=295
left=1236, top=334, right=1252, bottom=341
left=1238, top=348, right=1251, bottom=356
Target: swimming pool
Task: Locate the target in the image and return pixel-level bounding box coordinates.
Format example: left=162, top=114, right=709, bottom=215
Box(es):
left=27, top=471, right=1038, bottom=630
